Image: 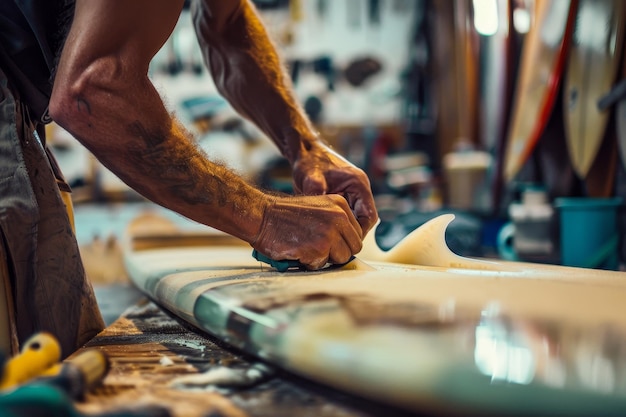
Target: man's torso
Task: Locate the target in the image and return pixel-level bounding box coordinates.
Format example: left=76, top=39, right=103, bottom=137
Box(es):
left=0, top=0, right=75, bottom=122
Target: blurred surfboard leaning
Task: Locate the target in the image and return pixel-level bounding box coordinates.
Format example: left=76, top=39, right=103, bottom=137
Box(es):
left=563, top=0, right=625, bottom=181
left=504, top=0, right=578, bottom=182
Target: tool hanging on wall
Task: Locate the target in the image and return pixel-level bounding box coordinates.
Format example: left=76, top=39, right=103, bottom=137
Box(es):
left=392, top=0, right=411, bottom=13
left=316, top=0, right=328, bottom=21
left=289, top=0, right=303, bottom=22
left=347, top=0, right=362, bottom=28
left=343, top=56, right=383, bottom=88
left=368, top=0, right=381, bottom=26
left=252, top=0, right=289, bottom=10
left=399, top=0, right=436, bottom=164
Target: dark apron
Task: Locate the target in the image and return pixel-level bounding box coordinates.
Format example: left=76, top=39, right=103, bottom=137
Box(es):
left=0, top=66, right=104, bottom=357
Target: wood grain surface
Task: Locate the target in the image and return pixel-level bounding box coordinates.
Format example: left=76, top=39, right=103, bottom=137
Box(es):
left=72, top=300, right=413, bottom=417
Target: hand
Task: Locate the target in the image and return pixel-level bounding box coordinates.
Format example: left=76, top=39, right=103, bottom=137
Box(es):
left=292, top=141, right=378, bottom=236
left=252, top=195, right=363, bottom=270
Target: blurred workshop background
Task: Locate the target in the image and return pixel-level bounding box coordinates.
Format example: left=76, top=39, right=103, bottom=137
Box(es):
left=44, top=0, right=626, bottom=322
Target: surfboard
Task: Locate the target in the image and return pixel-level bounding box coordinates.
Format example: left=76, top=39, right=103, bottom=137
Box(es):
left=453, top=0, right=479, bottom=150
left=563, top=0, right=625, bottom=179
left=124, top=211, right=626, bottom=416
left=585, top=115, right=618, bottom=197
left=619, top=98, right=626, bottom=170
left=619, top=89, right=626, bottom=168
left=431, top=0, right=479, bottom=159
left=503, top=0, right=578, bottom=182
left=617, top=30, right=626, bottom=168
left=485, top=0, right=516, bottom=214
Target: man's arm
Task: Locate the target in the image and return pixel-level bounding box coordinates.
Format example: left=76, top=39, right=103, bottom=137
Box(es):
left=49, top=0, right=264, bottom=243
left=192, top=0, right=378, bottom=234
left=49, top=0, right=363, bottom=269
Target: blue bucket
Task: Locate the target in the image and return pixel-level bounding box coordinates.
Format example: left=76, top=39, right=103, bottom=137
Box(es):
left=554, top=197, right=622, bottom=270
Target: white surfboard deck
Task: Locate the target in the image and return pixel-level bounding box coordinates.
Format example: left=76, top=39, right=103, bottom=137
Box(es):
left=124, top=213, right=626, bottom=415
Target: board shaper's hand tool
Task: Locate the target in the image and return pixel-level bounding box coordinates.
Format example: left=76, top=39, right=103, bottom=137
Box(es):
left=0, top=336, right=169, bottom=417
left=252, top=249, right=305, bottom=272
left=39, top=348, right=110, bottom=400
left=0, top=332, right=61, bottom=390
left=0, top=331, right=110, bottom=399
left=597, top=78, right=626, bottom=111
left=0, top=333, right=109, bottom=397
left=252, top=249, right=356, bottom=272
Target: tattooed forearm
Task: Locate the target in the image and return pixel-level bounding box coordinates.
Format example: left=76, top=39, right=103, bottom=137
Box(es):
left=128, top=120, right=166, bottom=147
left=49, top=13, right=269, bottom=244
left=124, top=120, right=234, bottom=207
left=74, top=108, right=266, bottom=243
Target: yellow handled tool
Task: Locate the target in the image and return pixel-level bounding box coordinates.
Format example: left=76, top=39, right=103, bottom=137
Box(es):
left=0, top=332, right=61, bottom=390
left=0, top=332, right=109, bottom=398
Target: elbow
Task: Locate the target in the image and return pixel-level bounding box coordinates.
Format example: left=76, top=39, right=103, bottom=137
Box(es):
left=49, top=69, right=99, bottom=140
left=48, top=55, right=124, bottom=141
left=48, top=80, right=89, bottom=135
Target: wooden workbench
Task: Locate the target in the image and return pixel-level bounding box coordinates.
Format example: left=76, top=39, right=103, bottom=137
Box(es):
left=73, top=298, right=418, bottom=417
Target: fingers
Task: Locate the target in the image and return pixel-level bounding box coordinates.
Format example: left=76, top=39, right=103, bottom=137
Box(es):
left=313, top=167, right=377, bottom=236
left=330, top=235, right=358, bottom=265
left=328, top=194, right=363, bottom=240
left=353, top=196, right=378, bottom=236
left=303, top=239, right=354, bottom=270
left=293, top=197, right=361, bottom=270
left=252, top=194, right=363, bottom=271
left=343, top=181, right=378, bottom=236
left=305, top=255, right=329, bottom=271
left=301, top=238, right=356, bottom=270
left=292, top=158, right=377, bottom=236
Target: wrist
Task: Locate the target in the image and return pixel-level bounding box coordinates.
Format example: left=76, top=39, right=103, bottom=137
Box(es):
left=290, top=131, right=328, bottom=165
left=249, top=194, right=276, bottom=246
left=278, top=126, right=310, bottom=165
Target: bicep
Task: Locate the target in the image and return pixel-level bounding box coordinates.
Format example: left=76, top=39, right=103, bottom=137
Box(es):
left=49, top=0, right=186, bottom=153
left=60, top=0, right=185, bottom=75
